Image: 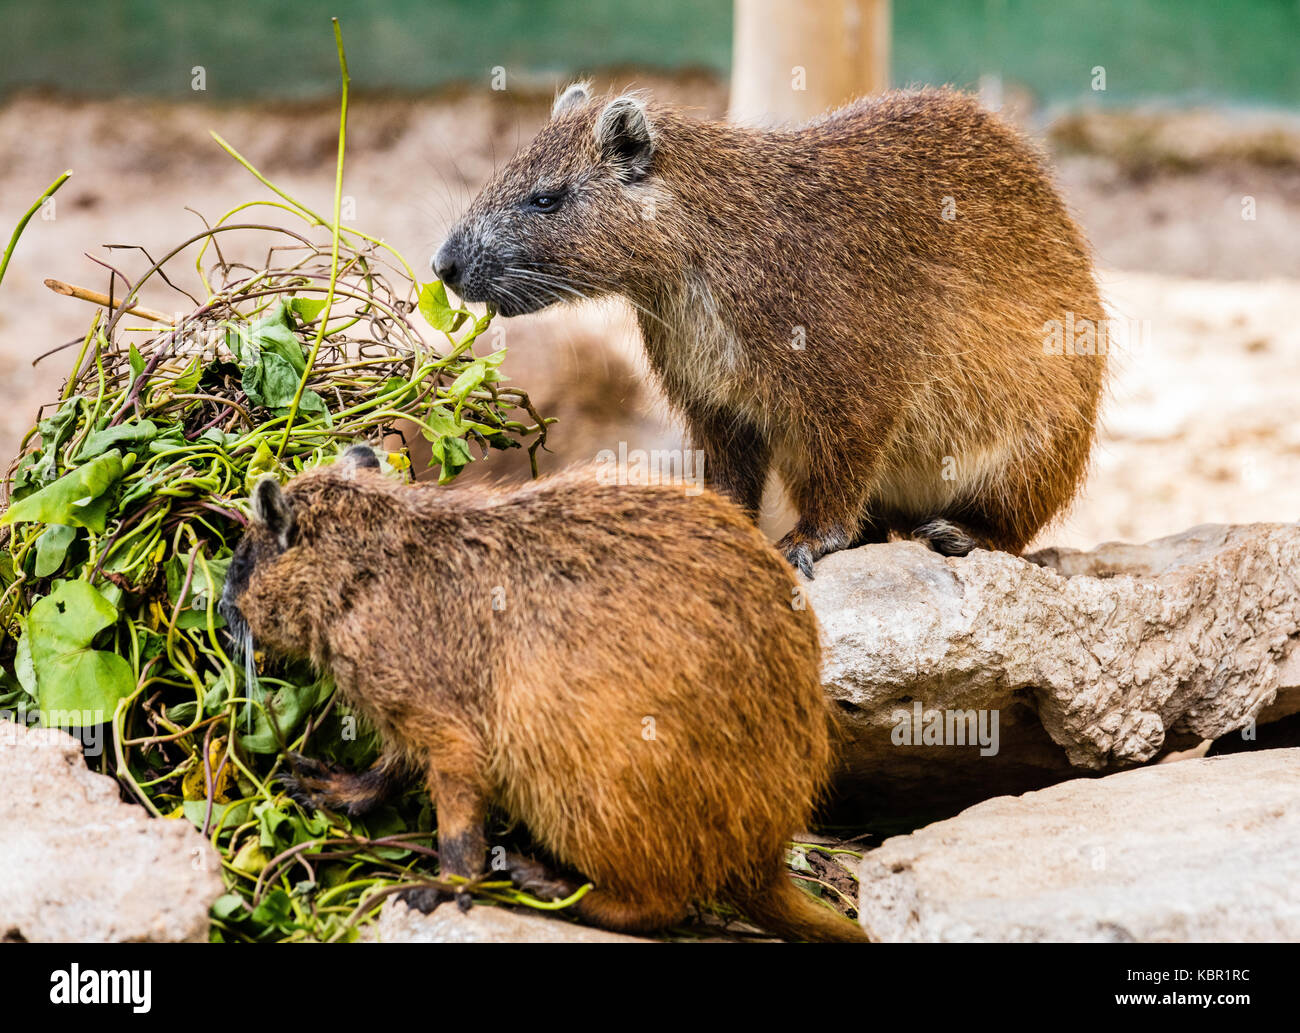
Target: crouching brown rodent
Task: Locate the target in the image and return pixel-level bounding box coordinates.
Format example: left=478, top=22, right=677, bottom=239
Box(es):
left=219, top=446, right=867, bottom=942
left=434, top=84, right=1107, bottom=576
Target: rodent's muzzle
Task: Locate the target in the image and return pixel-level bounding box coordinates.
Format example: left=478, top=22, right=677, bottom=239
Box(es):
left=218, top=545, right=255, bottom=652
left=431, top=232, right=548, bottom=317
left=431, top=237, right=464, bottom=292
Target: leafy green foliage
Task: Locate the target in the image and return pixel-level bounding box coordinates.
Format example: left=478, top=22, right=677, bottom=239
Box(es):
left=233, top=303, right=329, bottom=416
left=1, top=450, right=124, bottom=533
left=417, top=280, right=466, bottom=333
left=23, top=580, right=135, bottom=720
left=0, top=258, right=551, bottom=942
left=0, top=37, right=554, bottom=938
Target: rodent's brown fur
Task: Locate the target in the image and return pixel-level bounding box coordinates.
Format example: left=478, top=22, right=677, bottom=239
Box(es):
left=437, top=86, right=1107, bottom=574
left=221, top=453, right=866, bottom=942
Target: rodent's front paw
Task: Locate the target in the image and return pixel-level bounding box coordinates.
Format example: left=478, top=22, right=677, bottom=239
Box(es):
left=398, top=886, right=451, bottom=915
left=275, top=752, right=341, bottom=813
left=778, top=521, right=852, bottom=579
left=275, top=770, right=326, bottom=813
left=781, top=541, right=815, bottom=579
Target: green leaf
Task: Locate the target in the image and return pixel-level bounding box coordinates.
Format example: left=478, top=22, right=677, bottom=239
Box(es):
left=257, top=801, right=295, bottom=848
left=28, top=398, right=83, bottom=487
left=144, top=426, right=187, bottom=455
left=167, top=700, right=198, bottom=725
left=172, top=358, right=202, bottom=396
left=237, top=677, right=326, bottom=754
left=226, top=323, right=256, bottom=367
left=25, top=580, right=134, bottom=722
left=379, top=377, right=415, bottom=405
left=200, top=427, right=240, bottom=449
left=421, top=405, right=478, bottom=483
left=417, top=281, right=465, bottom=333
left=242, top=301, right=309, bottom=374
left=78, top=419, right=158, bottom=460
left=353, top=804, right=412, bottom=859
left=250, top=888, right=294, bottom=930
left=203, top=669, right=236, bottom=716
left=14, top=622, right=36, bottom=696
left=183, top=798, right=250, bottom=833
left=0, top=667, right=34, bottom=710
left=294, top=389, right=328, bottom=415
left=242, top=352, right=301, bottom=410
left=429, top=434, right=473, bottom=484
left=288, top=296, right=328, bottom=324
left=128, top=343, right=145, bottom=379
left=34, top=524, right=77, bottom=577
left=244, top=440, right=280, bottom=493
left=165, top=551, right=230, bottom=629
left=448, top=350, right=505, bottom=406
left=211, top=893, right=247, bottom=921
left=0, top=450, right=124, bottom=533
left=253, top=321, right=307, bottom=376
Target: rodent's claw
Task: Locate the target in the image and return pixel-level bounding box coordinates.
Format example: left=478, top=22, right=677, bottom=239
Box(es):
left=285, top=750, right=328, bottom=777
left=784, top=543, right=815, bottom=580
left=275, top=771, right=323, bottom=814
left=778, top=521, right=853, bottom=580
left=776, top=534, right=816, bottom=579
left=398, top=886, right=450, bottom=915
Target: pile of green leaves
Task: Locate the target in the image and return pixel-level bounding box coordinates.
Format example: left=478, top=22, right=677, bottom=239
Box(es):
left=0, top=258, right=562, bottom=940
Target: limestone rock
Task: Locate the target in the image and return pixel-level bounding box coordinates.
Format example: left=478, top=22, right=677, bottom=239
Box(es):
left=370, top=899, right=650, bottom=943
left=810, top=522, right=1300, bottom=816
left=0, top=721, right=223, bottom=942
left=857, top=748, right=1300, bottom=942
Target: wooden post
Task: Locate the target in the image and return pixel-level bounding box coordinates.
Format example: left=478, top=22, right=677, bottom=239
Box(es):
left=729, top=0, right=891, bottom=125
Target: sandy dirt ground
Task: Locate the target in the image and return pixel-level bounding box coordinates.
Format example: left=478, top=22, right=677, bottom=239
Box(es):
left=1, top=82, right=1297, bottom=551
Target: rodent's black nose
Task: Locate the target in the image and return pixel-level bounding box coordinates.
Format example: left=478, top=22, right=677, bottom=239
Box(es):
left=432, top=240, right=461, bottom=289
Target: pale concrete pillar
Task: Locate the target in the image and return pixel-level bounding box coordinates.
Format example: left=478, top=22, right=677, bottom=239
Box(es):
left=729, top=0, right=891, bottom=125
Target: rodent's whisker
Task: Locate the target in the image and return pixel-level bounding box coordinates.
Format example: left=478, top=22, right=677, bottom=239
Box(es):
left=507, top=265, right=672, bottom=331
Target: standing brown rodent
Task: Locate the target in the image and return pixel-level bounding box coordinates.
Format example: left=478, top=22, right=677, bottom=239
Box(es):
left=219, top=446, right=866, bottom=942
left=435, top=85, right=1107, bottom=576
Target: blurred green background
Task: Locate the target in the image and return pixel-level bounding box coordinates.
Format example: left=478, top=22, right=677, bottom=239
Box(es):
left=1, top=0, right=1296, bottom=106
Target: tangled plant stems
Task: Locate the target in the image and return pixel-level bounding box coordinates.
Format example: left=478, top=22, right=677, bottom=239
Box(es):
left=0, top=20, right=573, bottom=942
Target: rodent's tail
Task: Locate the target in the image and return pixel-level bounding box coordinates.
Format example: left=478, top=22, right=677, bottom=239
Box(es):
left=739, top=876, right=871, bottom=943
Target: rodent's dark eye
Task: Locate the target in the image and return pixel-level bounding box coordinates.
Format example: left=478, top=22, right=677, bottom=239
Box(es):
left=524, top=190, right=565, bottom=213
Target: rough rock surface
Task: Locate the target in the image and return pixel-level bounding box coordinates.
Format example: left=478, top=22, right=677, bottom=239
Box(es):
left=811, top=522, right=1300, bottom=816
left=370, top=899, right=650, bottom=943
left=0, top=721, right=223, bottom=942
left=858, top=748, right=1300, bottom=942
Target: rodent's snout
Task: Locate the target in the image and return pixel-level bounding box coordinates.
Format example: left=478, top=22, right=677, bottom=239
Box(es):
left=430, top=224, right=547, bottom=317
left=218, top=542, right=255, bottom=648
left=432, top=237, right=463, bottom=291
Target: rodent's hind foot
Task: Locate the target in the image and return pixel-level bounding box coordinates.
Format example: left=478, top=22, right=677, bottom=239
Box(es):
left=504, top=853, right=581, bottom=901
left=776, top=521, right=851, bottom=580
left=912, top=518, right=984, bottom=557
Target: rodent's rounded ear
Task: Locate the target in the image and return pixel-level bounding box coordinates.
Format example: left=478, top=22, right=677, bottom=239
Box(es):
left=251, top=476, right=297, bottom=549
left=340, top=443, right=381, bottom=474
left=551, top=80, right=591, bottom=119
left=595, top=95, right=655, bottom=182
